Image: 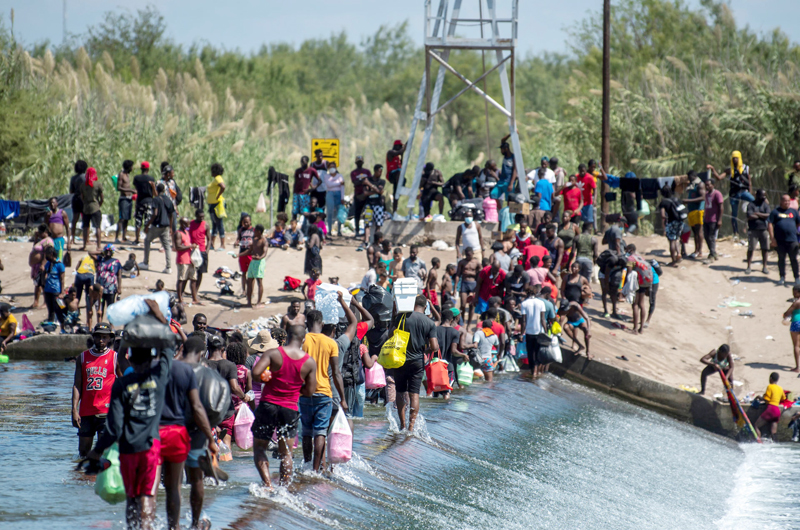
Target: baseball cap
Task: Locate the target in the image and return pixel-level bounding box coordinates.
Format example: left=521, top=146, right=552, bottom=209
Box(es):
left=393, top=139, right=403, bottom=147
left=141, top=161, right=150, bottom=169
left=541, top=156, right=549, bottom=163
left=92, top=323, right=115, bottom=336
left=355, top=155, right=364, bottom=161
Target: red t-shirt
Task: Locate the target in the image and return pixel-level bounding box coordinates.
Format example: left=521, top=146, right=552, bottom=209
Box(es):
left=477, top=266, right=506, bottom=301
left=577, top=173, right=596, bottom=205
left=523, top=245, right=549, bottom=269
left=188, top=220, right=207, bottom=252
left=293, top=167, right=318, bottom=195
left=490, top=321, right=504, bottom=338
left=351, top=168, right=372, bottom=196
left=560, top=186, right=582, bottom=213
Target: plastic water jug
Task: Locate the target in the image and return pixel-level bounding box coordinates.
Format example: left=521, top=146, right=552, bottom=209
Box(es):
left=315, top=283, right=352, bottom=323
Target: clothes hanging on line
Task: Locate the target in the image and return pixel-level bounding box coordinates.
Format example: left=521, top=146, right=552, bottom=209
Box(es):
left=657, top=176, right=675, bottom=191
left=0, top=200, right=20, bottom=219
left=620, top=177, right=641, bottom=193
left=640, top=179, right=660, bottom=199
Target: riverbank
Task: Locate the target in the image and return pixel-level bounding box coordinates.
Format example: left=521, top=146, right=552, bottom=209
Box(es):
left=3, top=226, right=798, bottom=439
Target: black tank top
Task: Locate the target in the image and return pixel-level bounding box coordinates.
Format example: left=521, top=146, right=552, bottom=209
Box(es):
left=565, top=277, right=582, bottom=303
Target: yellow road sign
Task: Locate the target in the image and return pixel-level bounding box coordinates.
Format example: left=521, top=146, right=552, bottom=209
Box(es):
left=311, top=138, right=340, bottom=168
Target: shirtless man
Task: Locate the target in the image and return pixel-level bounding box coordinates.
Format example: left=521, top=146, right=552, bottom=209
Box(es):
left=424, top=257, right=441, bottom=310
left=541, top=223, right=566, bottom=273
left=281, top=300, right=307, bottom=330
left=46, top=197, right=71, bottom=261
left=366, top=231, right=384, bottom=269
left=456, top=247, right=480, bottom=328
left=241, top=224, right=268, bottom=308
left=440, top=263, right=457, bottom=308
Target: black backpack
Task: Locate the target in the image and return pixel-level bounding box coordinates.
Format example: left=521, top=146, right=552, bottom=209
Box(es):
left=341, top=337, right=362, bottom=388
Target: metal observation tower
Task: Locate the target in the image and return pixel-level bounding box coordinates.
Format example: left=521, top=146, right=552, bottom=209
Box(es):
left=395, top=0, right=527, bottom=213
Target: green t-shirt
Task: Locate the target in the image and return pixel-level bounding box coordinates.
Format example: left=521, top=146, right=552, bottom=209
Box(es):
left=81, top=181, right=103, bottom=215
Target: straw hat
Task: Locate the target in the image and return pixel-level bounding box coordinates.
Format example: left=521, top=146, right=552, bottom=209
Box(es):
left=247, top=329, right=279, bottom=353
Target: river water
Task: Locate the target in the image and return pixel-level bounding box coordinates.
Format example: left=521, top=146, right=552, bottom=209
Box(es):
left=2, top=360, right=799, bottom=529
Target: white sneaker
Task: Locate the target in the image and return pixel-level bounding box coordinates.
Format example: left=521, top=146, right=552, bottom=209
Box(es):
left=138, top=263, right=149, bottom=270
left=163, top=267, right=172, bottom=274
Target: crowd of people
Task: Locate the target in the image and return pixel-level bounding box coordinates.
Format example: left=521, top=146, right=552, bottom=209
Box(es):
left=10, top=135, right=798, bottom=530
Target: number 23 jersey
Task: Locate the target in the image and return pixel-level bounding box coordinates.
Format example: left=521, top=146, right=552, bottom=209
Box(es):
left=79, top=348, right=118, bottom=417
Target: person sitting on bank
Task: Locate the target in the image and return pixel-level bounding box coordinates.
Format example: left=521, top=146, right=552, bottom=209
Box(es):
left=698, top=344, right=733, bottom=395
left=0, top=304, right=17, bottom=351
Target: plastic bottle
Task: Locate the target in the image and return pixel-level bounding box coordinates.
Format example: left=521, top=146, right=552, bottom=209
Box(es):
left=218, top=440, right=232, bottom=462
left=0, top=222, right=7, bottom=236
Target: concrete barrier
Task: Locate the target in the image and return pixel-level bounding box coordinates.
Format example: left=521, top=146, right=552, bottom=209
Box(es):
left=382, top=220, right=498, bottom=247
left=552, top=348, right=793, bottom=441
left=6, top=333, right=90, bottom=361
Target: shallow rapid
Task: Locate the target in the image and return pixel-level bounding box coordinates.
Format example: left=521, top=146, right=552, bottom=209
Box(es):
left=1, top=360, right=798, bottom=529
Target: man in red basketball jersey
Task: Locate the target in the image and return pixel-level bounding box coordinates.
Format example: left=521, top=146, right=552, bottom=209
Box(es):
left=71, top=323, right=121, bottom=457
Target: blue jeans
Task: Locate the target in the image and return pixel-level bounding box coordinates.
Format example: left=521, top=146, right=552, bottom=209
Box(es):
left=299, top=394, right=333, bottom=437
left=344, top=383, right=366, bottom=419
left=580, top=204, right=595, bottom=225
left=729, top=190, right=754, bottom=236
left=325, top=190, right=342, bottom=235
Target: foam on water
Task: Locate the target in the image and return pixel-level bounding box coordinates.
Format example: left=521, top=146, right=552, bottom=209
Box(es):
left=5, top=361, right=800, bottom=530
left=716, top=442, right=800, bottom=529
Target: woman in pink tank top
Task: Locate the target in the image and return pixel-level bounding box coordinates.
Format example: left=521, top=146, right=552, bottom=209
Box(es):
left=261, top=347, right=310, bottom=411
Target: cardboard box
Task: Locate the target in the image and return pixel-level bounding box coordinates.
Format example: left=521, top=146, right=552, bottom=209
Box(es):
left=509, top=202, right=530, bottom=215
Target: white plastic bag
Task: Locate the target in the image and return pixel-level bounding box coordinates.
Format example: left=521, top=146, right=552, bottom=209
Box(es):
left=191, top=247, right=203, bottom=268
left=256, top=192, right=267, bottom=213
left=106, top=292, right=172, bottom=326
left=328, top=408, right=352, bottom=464
left=550, top=335, right=562, bottom=364
left=233, top=404, right=255, bottom=450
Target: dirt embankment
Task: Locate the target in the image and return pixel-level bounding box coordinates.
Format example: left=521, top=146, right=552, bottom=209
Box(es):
left=3, top=229, right=794, bottom=400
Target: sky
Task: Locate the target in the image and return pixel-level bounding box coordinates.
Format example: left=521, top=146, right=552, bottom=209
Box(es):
left=3, top=0, right=799, bottom=57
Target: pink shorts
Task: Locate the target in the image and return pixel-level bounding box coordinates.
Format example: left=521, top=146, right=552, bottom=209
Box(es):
left=760, top=404, right=782, bottom=423
left=119, top=439, right=161, bottom=497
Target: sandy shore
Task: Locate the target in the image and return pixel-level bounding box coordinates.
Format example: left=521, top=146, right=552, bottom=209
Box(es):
left=3, top=227, right=795, bottom=401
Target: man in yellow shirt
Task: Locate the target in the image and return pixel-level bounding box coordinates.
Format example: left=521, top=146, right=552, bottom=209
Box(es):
left=0, top=305, right=17, bottom=351
left=207, top=163, right=227, bottom=250
left=755, top=372, right=786, bottom=442
left=301, top=308, right=347, bottom=472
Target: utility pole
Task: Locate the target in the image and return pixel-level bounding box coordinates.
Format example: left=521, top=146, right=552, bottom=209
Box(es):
left=600, top=0, right=611, bottom=231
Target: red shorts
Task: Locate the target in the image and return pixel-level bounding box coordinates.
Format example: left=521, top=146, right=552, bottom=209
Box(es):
left=422, top=288, right=439, bottom=307
left=760, top=404, right=782, bottom=423
left=159, top=424, right=190, bottom=463
left=219, top=413, right=235, bottom=436
left=239, top=255, right=253, bottom=274
left=119, top=439, right=161, bottom=497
